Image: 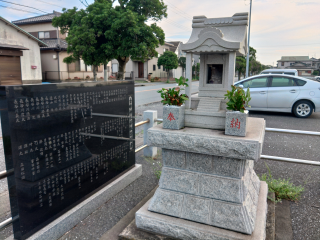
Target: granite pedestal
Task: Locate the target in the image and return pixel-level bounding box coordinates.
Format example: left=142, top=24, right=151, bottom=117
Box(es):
left=136, top=117, right=267, bottom=239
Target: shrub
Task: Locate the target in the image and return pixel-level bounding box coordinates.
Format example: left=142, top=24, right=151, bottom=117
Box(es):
left=157, top=77, right=189, bottom=106
left=74, top=77, right=79, bottom=80
left=100, top=77, right=103, bottom=79
left=86, top=75, right=90, bottom=79
left=154, top=77, right=160, bottom=81
left=260, top=163, right=304, bottom=203
left=224, top=85, right=251, bottom=113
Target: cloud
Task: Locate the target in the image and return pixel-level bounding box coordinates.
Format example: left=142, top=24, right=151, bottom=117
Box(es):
left=296, top=1, right=320, bottom=5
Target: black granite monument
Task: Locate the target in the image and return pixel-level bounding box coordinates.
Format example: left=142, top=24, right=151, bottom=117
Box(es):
left=0, top=81, right=135, bottom=240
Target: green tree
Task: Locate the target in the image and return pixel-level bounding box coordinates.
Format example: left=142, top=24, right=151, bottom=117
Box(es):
left=157, top=51, right=178, bottom=80
left=52, top=0, right=166, bottom=81
left=192, top=63, right=200, bottom=80
left=312, top=70, right=319, bottom=76
left=178, top=57, right=186, bottom=72
left=235, top=56, right=246, bottom=80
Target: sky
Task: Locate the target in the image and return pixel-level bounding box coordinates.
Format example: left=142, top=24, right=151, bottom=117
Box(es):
left=1, top=0, right=319, bottom=66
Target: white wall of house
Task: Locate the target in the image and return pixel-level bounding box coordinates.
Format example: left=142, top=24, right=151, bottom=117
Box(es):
left=18, top=22, right=57, bottom=32
left=0, top=20, right=42, bottom=83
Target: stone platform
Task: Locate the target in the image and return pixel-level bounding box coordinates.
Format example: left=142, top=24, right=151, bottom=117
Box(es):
left=185, top=95, right=227, bottom=130
left=135, top=181, right=268, bottom=240
left=137, top=117, right=267, bottom=238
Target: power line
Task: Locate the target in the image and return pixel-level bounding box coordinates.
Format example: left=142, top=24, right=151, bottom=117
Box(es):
left=0, top=0, right=48, bottom=13
left=256, top=42, right=320, bottom=48
left=163, top=0, right=193, bottom=19
left=0, top=4, right=40, bottom=14
left=36, top=0, right=65, bottom=9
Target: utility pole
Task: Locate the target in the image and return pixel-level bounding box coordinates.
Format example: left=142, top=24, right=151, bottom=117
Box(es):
left=245, top=0, right=252, bottom=78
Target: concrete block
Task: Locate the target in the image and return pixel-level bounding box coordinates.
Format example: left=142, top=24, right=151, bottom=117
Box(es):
left=186, top=152, right=213, bottom=173
left=181, top=195, right=211, bottom=224
left=210, top=200, right=252, bottom=234
left=159, top=168, right=199, bottom=195
left=225, top=111, right=249, bottom=137
left=148, top=188, right=254, bottom=234
left=148, top=189, right=183, bottom=218
left=136, top=181, right=269, bottom=240
left=199, top=174, right=242, bottom=203
left=213, top=156, right=246, bottom=178
left=143, top=110, right=157, bottom=158
left=163, top=105, right=185, bottom=130
left=148, top=117, right=265, bottom=161
left=162, top=149, right=186, bottom=169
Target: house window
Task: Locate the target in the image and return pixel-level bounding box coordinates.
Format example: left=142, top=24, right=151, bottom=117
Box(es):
left=158, top=65, right=161, bottom=70
left=153, top=65, right=156, bottom=71
left=38, top=31, right=50, bottom=39
left=74, top=59, right=93, bottom=72
left=163, top=66, right=165, bottom=71
left=281, top=62, right=284, bottom=66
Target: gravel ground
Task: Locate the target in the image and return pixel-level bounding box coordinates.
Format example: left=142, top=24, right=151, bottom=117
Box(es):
left=250, top=111, right=320, bottom=240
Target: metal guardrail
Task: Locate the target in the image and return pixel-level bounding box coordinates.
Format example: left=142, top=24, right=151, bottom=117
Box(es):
left=0, top=168, right=14, bottom=180
left=261, top=155, right=320, bottom=166
left=265, top=127, right=320, bottom=136
left=0, top=215, right=19, bottom=230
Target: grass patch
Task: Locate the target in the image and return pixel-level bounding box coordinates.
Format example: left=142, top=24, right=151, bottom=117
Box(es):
left=260, top=163, right=304, bottom=203
left=144, top=150, right=162, bottom=179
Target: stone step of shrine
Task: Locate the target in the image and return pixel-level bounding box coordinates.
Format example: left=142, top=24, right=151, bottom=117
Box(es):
left=197, top=98, right=221, bottom=112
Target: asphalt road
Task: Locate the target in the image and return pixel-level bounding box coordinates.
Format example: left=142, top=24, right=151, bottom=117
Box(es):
left=135, top=81, right=199, bottom=106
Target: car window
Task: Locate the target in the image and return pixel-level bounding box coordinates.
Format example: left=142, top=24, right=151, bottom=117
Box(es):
left=294, top=79, right=307, bottom=86
left=270, top=77, right=297, bottom=87
left=241, top=77, right=269, bottom=88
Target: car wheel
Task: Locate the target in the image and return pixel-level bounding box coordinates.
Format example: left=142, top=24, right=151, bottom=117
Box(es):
left=293, top=101, right=313, bottom=118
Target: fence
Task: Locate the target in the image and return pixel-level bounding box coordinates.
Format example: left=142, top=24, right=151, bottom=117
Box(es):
left=44, top=71, right=108, bottom=81
left=133, top=110, right=320, bottom=167
left=110, top=71, right=135, bottom=80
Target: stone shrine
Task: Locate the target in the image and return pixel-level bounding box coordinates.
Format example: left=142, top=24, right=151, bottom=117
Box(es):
left=181, top=13, right=249, bottom=130
left=135, top=13, right=268, bottom=240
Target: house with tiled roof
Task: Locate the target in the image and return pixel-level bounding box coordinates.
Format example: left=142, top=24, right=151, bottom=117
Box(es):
left=111, top=41, right=185, bottom=80
left=12, top=11, right=109, bottom=81
left=0, top=16, right=47, bottom=85
left=277, top=56, right=320, bottom=77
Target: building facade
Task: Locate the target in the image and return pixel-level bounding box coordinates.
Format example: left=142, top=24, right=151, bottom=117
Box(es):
left=0, top=17, right=47, bottom=85
left=13, top=11, right=109, bottom=82
left=277, top=56, right=320, bottom=76
left=111, top=42, right=185, bottom=80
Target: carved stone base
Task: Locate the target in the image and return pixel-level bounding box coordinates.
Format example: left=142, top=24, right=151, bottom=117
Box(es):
left=147, top=149, right=260, bottom=234
left=136, top=181, right=268, bottom=240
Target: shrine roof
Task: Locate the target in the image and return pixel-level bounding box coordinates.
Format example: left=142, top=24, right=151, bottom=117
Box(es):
left=181, top=13, right=248, bottom=55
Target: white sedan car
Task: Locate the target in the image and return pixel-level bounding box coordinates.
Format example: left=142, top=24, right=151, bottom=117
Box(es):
left=234, top=74, right=320, bottom=118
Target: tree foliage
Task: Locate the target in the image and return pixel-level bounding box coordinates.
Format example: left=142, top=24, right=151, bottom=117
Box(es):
left=52, top=0, right=166, bottom=80
left=178, top=57, right=186, bottom=70
left=312, top=70, right=319, bottom=76
left=157, top=51, right=178, bottom=73
left=235, top=47, right=268, bottom=79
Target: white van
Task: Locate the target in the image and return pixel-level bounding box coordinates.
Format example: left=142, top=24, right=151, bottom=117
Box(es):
left=260, top=69, right=298, bottom=76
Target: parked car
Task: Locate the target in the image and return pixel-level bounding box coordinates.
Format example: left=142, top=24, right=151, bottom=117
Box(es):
left=260, top=69, right=298, bottom=76
left=234, top=74, right=320, bottom=118
left=315, top=76, right=320, bottom=82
